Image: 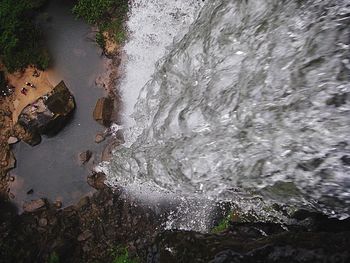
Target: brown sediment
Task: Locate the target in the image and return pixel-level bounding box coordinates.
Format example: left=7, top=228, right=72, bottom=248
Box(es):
left=7, top=67, right=54, bottom=123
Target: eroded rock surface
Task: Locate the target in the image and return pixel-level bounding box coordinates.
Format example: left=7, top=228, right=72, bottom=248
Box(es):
left=93, top=97, right=113, bottom=126
left=16, top=81, right=75, bottom=146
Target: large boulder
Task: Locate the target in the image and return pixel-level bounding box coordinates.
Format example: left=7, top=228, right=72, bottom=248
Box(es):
left=23, top=198, right=47, bottom=213
left=93, top=97, right=113, bottom=126
left=16, top=81, right=75, bottom=146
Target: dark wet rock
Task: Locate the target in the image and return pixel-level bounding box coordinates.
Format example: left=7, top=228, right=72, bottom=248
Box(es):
left=26, top=189, right=34, bottom=195
left=39, top=218, right=48, bottom=227
left=23, top=198, right=47, bottom=213
left=326, top=92, right=349, bottom=107
left=16, top=81, right=75, bottom=146
left=78, top=150, right=92, bottom=165
left=77, top=230, right=93, bottom=242
left=148, top=222, right=350, bottom=263
left=2, top=187, right=350, bottom=263
left=0, top=188, right=159, bottom=263
left=93, top=97, right=114, bottom=126
left=54, top=199, right=62, bottom=209
left=297, top=157, right=324, bottom=171
left=13, top=122, right=41, bottom=146
left=76, top=196, right=90, bottom=210
left=341, top=155, right=350, bottom=166
left=87, top=172, right=106, bottom=190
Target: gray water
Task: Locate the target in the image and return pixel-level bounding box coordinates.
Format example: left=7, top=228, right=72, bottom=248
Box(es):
left=9, top=0, right=106, bottom=208
left=103, top=0, right=350, bottom=227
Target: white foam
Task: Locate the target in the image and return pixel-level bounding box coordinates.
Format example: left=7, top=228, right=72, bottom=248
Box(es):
left=119, top=0, right=204, bottom=126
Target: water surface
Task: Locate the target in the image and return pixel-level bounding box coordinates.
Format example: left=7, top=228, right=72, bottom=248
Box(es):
left=10, top=0, right=107, bottom=209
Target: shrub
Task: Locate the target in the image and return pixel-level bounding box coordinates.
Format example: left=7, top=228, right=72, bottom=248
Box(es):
left=110, top=247, right=139, bottom=263
left=72, top=0, right=115, bottom=25
left=73, top=0, right=128, bottom=46
left=0, top=0, right=49, bottom=72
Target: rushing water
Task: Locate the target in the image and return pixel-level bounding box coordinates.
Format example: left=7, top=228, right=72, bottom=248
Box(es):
left=102, top=0, right=350, bottom=226
left=9, top=0, right=106, bottom=209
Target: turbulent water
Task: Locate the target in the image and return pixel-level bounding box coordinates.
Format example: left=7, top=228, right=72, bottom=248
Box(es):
left=102, top=0, right=350, bottom=225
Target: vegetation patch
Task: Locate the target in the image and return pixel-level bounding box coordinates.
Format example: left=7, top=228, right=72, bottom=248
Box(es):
left=211, top=211, right=241, bottom=233
left=48, top=252, right=60, bottom=263
left=0, top=0, right=50, bottom=72
left=73, top=0, right=129, bottom=49
left=109, top=246, right=139, bottom=263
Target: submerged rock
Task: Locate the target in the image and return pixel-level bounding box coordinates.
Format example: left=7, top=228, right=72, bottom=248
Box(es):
left=16, top=81, right=75, bottom=146
left=93, top=97, right=113, bottom=126
left=23, top=198, right=47, bottom=213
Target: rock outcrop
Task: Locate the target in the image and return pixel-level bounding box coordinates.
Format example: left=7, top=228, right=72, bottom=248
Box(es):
left=93, top=97, right=113, bottom=126
left=149, top=220, right=350, bottom=263
left=15, top=81, right=75, bottom=146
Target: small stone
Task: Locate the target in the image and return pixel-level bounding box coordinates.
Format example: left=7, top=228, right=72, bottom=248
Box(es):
left=54, top=200, right=62, bottom=209
left=77, top=196, right=90, bottom=210
left=27, top=189, right=34, bottom=195
left=87, top=172, right=106, bottom=190
left=9, top=193, right=15, bottom=199
left=95, top=133, right=105, bottom=143
left=78, top=150, right=92, bottom=165
left=39, top=218, right=48, bottom=227
left=23, top=199, right=46, bottom=213
left=7, top=136, right=19, bottom=145
left=9, top=176, right=15, bottom=182
left=77, top=230, right=92, bottom=242
left=341, top=155, right=350, bottom=166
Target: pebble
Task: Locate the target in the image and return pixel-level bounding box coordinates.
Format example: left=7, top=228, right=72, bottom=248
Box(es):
left=95, top=133, right=105, bottom=143
left=39, top=218, right=48, bottom=227
left=54, top=200, right=62, bottom=209
left=7, top=136, right=19, bottom=145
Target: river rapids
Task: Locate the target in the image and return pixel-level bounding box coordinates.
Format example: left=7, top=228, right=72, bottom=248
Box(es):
left=100, top=0, right=350, bottom=228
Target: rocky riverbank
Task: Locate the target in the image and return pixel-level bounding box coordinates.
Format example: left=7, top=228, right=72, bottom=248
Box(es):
left=1, top=173, right=350, bottom=263
left=0, top=173, right=160, bottom=263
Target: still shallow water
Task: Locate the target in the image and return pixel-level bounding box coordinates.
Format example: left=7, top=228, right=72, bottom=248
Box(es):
left=10, top=0, right=106, bottom=208
left=102, top=0, right=350, bottom=229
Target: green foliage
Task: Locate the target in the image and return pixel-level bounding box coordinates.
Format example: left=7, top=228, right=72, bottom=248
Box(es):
left=48, top=252, right=60, bottom=263
left=211, top=212, right=238, bottom=233
left=211, top=216, right=231, bottom=233
left=110, top=247, right=139, bottom=263
left=73, top=0, right=128, bottom=46
left=72, top=0, right=114, bottom=25
left=0, top=0, right=49, bottom=72
left=95, top=30, right=106, bottom=48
